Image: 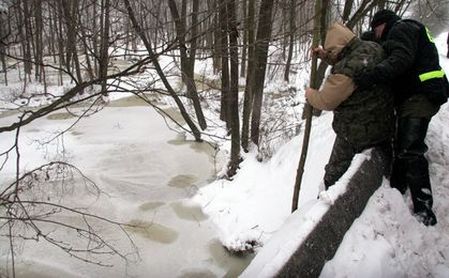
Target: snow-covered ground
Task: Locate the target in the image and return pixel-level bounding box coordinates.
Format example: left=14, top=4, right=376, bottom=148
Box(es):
left=1, top=23, right=449, bottom=277
left=193, top=33, right=449, bottom=277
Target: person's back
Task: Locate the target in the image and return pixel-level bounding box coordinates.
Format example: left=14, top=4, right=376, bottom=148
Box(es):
left=306, top=22, right=394, bottom=189
left=331, top=38, right=394, bottom=147
left=382, top=19, right=447, bottom=106
left=355, top=9, right=449, bottom=226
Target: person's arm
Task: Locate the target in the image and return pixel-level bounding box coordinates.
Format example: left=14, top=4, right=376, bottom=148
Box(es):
left=306, top=73, right=355, bottom=111
left=355, top=22, right=419, bottom=87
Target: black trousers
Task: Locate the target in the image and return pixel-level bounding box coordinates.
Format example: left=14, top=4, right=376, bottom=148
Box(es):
left=390, top=117, right=433, bottom=213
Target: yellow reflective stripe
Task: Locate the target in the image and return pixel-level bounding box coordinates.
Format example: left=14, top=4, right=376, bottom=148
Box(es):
left=419, top=70, right=445, bottom=82
left=425, top=27, right=434, bottom=43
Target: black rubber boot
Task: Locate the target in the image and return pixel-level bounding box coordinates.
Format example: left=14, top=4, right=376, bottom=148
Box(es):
left=393, top=117, right=437, bottom=226
left=390, top=157, right=407, bottom=194
left=415, top=207, right=437, bottom=226
left=406, top=155, right=437, bottom=226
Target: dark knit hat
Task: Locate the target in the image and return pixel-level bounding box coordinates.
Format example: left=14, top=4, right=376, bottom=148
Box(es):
left=370, top=10, right=398, bottom=28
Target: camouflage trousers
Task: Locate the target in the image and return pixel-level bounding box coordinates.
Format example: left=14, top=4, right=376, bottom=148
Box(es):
left=324, top=136, right=392, bottom=189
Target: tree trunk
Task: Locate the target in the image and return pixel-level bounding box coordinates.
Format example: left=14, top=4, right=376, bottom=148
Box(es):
left=79, top=2, right=94, bottom=80
left=0, top=11, right=8, bottom=86
left=227, top=0, right=241, bottom=177
left=241, top=0, right=256, bottom=151
left=34, top=0, right=43, bottom=82
left=99, top=0, right=110, bottom=94
left=188, top=0, right=208, bottom=130
left=92, top=1, right=99, bottom=77
left=219, top=1, right=230, bottom=127
left=48, top=4, right=57, bottom=64
left=250, top=0, right=275, bottom=146
left=18, top=0, right=32, bottom=78
left=124, top=0, right=202, bottom=142
left=240, top=0, right=248, bottom=78
left=284, top=0, right=296, bottom=82
left=55, top=3, right=65, bottom=85
left=342, top=0, right=354, bottom=22
left=168, top=0, right=207, bottom=130
left=61, top=0, right=82, bottom=83
left=212, top=0, right=222, bottom=74
left=292, top=0, right=324, bottom=213
left=0, top=47, right=6, bottom=86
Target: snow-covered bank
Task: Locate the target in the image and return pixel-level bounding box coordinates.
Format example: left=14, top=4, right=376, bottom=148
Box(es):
left=193, top=112, right=335, bottom=252
left=193, top=33, right=449, bottom=277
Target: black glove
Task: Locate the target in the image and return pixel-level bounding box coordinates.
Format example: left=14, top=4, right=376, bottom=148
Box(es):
left=354, top=69, right=376, bottom=90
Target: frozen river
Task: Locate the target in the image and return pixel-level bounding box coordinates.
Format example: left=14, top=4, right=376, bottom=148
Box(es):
left=0, top=97, right=253, bottom=277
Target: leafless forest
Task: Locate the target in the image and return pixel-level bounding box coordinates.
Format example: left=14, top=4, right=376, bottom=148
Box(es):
left=0, top=0, right=448, bottom=276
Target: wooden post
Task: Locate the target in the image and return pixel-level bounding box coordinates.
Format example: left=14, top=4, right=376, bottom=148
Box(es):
left=291, top=0, right=323, bottom=212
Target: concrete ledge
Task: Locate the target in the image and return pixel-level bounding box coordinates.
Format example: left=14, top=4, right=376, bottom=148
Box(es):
left=277, top=148, right=385, bottom=277
left=241, top=148, right=386, bottom=277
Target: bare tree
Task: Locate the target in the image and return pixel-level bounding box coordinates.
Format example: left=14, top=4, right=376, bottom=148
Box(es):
left=0, top=7, right=8, bottom=86
left=168, top=0, right=207, bottom=130
left=219, top=1, right=231, bottom=126
left=227, top=0, right=241, bottom=177
left=284, top=0, right=296, bottom=82
left=250, top=0, right=275, bottom=147
left=124, top=0, right=202, bottom=142
left=99, top=0, right=111, bottom=95
left=1, top=161, right=139, bottom=276
left=241, top=0, right=255, bottom=151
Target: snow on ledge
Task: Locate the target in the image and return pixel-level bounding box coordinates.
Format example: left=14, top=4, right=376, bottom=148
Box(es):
left=240, top=150, right=372, bottom=277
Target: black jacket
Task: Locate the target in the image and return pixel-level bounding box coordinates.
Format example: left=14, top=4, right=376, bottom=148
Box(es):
left=362, top=19, right=448, bottom=105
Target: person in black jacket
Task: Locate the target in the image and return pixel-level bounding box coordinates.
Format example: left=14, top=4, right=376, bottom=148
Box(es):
left=356, top=10, right=449, bottom=226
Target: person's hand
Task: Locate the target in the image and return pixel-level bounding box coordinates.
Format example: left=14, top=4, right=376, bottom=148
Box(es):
left=305, top=87, right=318, bottom=100
left=311, top=46, right=326, bottom=60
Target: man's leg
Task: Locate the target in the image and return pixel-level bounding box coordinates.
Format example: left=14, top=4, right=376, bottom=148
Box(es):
left=394, top=117, right=436, bottom=226
left=324, top=137, right=356, bottom=190
left=377, top=140, right=393, bottom=179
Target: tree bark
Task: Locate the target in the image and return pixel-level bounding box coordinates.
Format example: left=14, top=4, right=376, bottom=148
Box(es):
left=17, top=0, right=32, bottom=78
left=227, top=0, right=241, bottom=177
left=292, top=0, right=323, bottom=213
left=250, top=0, right=275, bottom=146
left=168, top=0, right=207, bottom=130
left=33, top=0, right=43, bottom=82
left=284, top=0, right=296, bottom=82
left=61, top=0, right=83, bottom=83
left=342, top=0, right=354, bottom=22
left=212, top=0, right=222, bottom=74
left=99, top=0, right=111, bottom=95
left=0, top=11, right=8, bottom=86
left=240, top=0, right=248, bottom=78
left=219, top=1, right=230, bottom=126
left=241, top=0, right=256, bottom=151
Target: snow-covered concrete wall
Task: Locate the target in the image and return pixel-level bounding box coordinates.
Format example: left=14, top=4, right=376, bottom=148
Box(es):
left=241, top=148, right=387, bottom=277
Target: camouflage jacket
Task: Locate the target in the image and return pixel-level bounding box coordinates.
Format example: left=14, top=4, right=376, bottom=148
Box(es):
left=332, top=38, right=394, bottom=147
